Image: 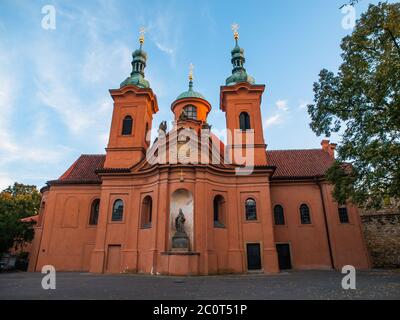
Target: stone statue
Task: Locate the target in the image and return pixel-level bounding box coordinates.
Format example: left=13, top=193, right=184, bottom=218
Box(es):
left=158, top=120, right=167, bottom=133
left=172, top=208, right=189, bottom=250
left=175, top=209, right=186, bottom=234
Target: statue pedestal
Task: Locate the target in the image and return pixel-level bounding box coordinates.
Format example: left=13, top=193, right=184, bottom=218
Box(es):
left=172, top=231, right=189, bottom=250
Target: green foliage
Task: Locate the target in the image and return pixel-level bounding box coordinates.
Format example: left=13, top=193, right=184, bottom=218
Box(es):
left=308, top=2, right=400, bottom=209
left=0, top=183, right=41, bottom=255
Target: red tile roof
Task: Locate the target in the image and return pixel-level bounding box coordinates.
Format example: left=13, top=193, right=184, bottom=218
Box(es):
left=267, top=149, right=333, bottom=179
left=49, top=149, right=333, bottom=185
left=54, top=154, right=105, bottom=184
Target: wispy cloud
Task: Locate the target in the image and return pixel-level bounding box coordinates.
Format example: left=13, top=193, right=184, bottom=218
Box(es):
left=264, top=99, right=290, bottom=128
left=0, top=49, right=68, bottom=167
left=276, top=99, right=289, bottom=111
left=146, top=6, right=183, bottom=65
left=264, top=114, right=283, bottom=127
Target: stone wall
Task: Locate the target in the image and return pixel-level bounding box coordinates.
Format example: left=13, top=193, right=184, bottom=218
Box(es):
left=361, top=213, right=400, bottom=268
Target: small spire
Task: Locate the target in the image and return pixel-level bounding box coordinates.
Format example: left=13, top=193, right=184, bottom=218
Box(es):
left=139, top=26, right=146, bottom=48
left=188, top=63, right=194, bottom=91
left=120, top=26, right=150, bottom=88
left=225, top=23, right=255, bottom=86
left=231, top=23, right=239, bottom=44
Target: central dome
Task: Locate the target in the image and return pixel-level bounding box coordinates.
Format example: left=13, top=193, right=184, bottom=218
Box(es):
left=176, top=87, right=206, bottom=101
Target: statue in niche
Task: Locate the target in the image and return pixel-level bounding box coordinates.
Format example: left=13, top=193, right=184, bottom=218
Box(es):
left=172, top=208, right=189, bottom=250
left=175, top=208, right=186, bottom=234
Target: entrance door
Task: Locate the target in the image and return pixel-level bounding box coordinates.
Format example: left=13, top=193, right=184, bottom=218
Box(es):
left=246, top=243, right=261, bottom=270
left=276, top=243, right=292, bottom=270
left=106, top=245, right=121, bottom=273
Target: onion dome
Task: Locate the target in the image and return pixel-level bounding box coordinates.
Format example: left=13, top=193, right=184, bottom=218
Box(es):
left=225, top=24, right=255, bottom=86
left=121, top=28, right=150, bottom=88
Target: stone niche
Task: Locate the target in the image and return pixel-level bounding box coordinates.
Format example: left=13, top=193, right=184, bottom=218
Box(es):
left=169, top=188, right=194, bottom=250
left=160, top=188, right=199, bottom=275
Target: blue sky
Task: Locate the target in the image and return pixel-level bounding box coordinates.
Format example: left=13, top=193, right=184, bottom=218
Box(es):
left=0, top=0, right=388, bottom=190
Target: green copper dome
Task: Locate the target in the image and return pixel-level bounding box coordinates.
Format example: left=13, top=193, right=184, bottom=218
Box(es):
left=176, top=80, right=206, bottom=101
left=225, top=40, right=255, bottom=86
left=226, top=70, right=255, bottom=86
left=120, top=46, right=150, bottom=89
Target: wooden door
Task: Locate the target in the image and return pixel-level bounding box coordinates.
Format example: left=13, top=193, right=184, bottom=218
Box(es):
left=106, top=245, right=121, bottom=273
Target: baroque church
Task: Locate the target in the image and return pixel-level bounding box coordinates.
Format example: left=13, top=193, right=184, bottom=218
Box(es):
left=27, top=28, right=370, bottom=275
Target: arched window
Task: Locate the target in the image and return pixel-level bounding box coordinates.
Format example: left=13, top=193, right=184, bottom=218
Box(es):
left=239, top=112, right=251, bottom=130
left=183, top=105, right=197, bottom=120
left=213, top=195, right=225, bottom=227
left=274, top=204, right=285, bottom=225
left=112, top=199, right=124, bottom=221
left=141, top=196, right=153, bottom=228
left=245, top=198, right=257, bottom=220
left=89, top=199, right=100, bottom=225
left=122, top=116, right=133, bottom=135
left=300, top=204, right=311, bottom=224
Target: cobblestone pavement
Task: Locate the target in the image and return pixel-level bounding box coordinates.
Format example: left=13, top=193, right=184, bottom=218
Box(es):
left=0, top=269, right=399, bottom=300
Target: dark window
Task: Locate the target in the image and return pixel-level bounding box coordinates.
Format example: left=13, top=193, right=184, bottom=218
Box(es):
left=274, top=205, right=285, bottom=225
left=112, top=199, right=124, bottom=221
left=300, top=204, right=311, bottom=224
left=338, top=207, right=349, bottom=223
left=245, top=198, right=257, bottom=221
left=141, top=196, right=153, bottom=228
left=239, top=112, right=251, bottom=130
left=183, top=105, right=197, bottom=120
left=122, top=116, right=133, bottom=135
left=89, top=199, right=100, bottom=225
left=213, top=195, right=225, bottom=227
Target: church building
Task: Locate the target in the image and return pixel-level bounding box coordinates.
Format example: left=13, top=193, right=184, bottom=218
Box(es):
left=27, top=28, right=370, bottom=275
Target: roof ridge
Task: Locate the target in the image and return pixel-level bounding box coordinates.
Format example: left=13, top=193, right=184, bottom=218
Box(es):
left=267, top=148, right=324, bottom=152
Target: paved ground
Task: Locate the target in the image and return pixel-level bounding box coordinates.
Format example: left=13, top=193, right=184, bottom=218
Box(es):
left=0, top=269, right=399, bottom=300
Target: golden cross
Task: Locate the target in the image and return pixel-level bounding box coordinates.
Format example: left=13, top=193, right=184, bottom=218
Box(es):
left=189, top=63, right=194, bottom=81
left=231, top=23, right=239, bottom=40
left=139, top=26, right=146, bottom=44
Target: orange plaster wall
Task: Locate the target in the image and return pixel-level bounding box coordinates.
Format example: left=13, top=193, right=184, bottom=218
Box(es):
left=270, top=181, right=370, bottom=270
left=31, top=185, right=101, bottom=272
left=320, top=183, right=371, bottom=269
left=29, top=170, right=370, bottom=275
left=105, top=86, right=158, bottom=168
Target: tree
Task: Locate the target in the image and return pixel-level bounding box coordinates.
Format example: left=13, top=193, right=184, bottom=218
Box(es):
left=308, top=2, right=400, bottom=209
left=0, top=183, right=41, bottom=255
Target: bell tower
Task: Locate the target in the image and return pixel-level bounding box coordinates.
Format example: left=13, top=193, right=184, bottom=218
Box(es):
left=104, top=28, right=158, bottom=168
left=220, top=24, right=267, bottom=166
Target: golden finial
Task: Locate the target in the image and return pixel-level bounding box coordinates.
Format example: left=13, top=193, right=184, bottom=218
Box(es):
left=231, top=23, right=239, bottom=41
left=139, top=26, right=146, bottom=45
left=189, top=63, right=194, bottom=81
